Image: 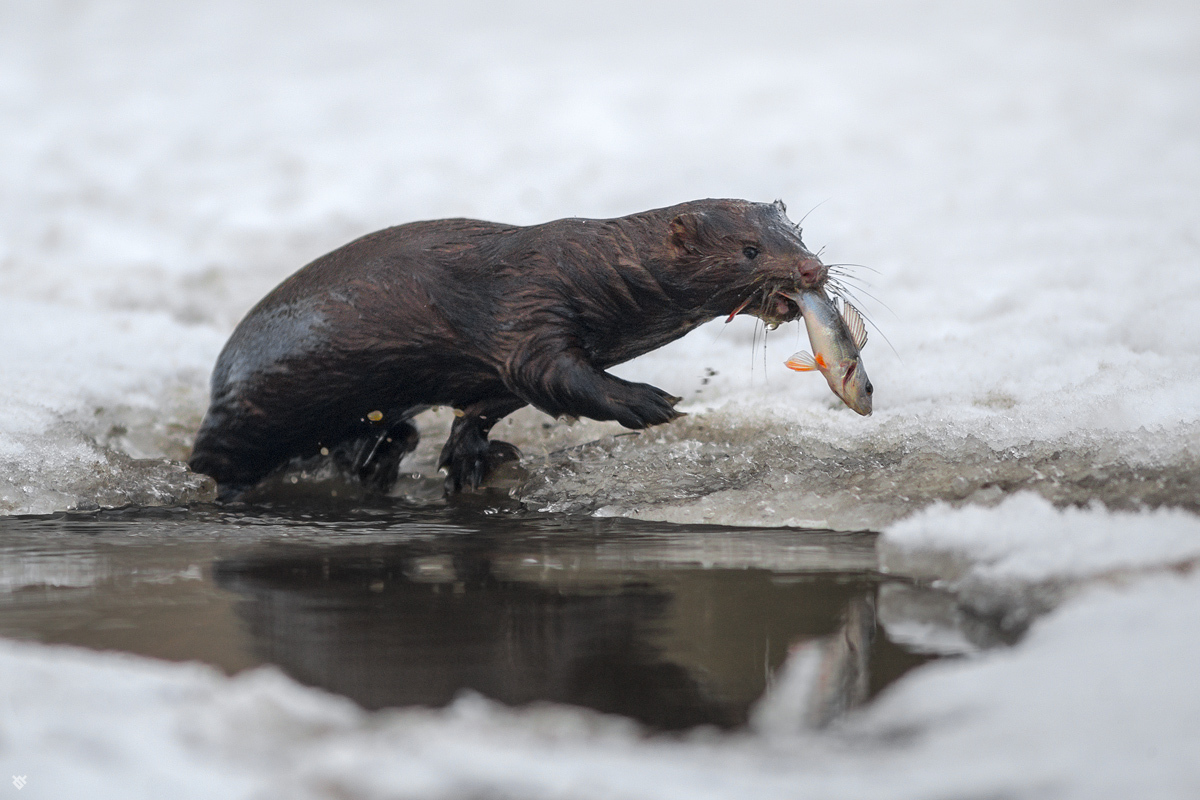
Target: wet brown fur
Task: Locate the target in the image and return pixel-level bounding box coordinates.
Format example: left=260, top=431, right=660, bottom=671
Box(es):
left=189, top=199, right=827, bottom=497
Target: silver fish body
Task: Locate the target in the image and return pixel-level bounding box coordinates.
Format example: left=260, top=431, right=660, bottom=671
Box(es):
left=785, top=289, right=873, bottom=416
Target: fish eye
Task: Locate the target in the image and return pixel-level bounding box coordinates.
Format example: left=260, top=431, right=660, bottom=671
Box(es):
left=865, top=382, right=874, bottom=395
left=742, top=245, right=759, bottom=260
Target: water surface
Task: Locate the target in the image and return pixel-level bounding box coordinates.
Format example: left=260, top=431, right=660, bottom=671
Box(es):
left=0, top=501, right=932, bottom=730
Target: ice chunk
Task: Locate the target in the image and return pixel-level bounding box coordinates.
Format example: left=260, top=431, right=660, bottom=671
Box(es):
left=879, top=493, right=1200, bottom=631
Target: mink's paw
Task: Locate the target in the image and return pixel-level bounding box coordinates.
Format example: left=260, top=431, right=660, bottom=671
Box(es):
left=440, top=436, right=523, bottom=492
left=355, top=421, right=420, bottom=493
left=610, top=383, right=684, bottom=429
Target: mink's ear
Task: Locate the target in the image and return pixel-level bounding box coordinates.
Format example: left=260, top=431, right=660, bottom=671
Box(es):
left=668, top=212, right=708, bottom=256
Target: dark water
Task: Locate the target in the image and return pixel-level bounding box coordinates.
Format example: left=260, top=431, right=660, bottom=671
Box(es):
left=0, top=501, right=932, bottom=730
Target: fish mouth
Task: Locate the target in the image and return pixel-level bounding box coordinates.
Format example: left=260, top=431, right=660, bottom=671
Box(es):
left=767, top=290, right=802, bottom=324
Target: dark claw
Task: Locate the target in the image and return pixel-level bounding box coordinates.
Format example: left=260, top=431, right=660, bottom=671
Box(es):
left=438, top=401, right=525, bottom=492
left=441, top=439, right=522, bottom=492
left=612, top=383, right=685, bottom=429
left=486, top=440, right=522, bottom=465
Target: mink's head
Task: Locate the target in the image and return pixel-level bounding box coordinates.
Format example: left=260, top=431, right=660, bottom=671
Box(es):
left=659, top=199, right=826, bottom=325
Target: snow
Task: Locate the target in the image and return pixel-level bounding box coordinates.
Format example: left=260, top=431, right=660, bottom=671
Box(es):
left=883, top=492, right=1200, bottom=587
left=845, top=573, right=1200, bottom=800
left=879, top=491, right=1200, bottom=640
left=2, top=0, right=1198, bottom=521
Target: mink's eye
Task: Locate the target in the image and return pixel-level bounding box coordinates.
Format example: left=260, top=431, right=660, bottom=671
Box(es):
left=743, top=245, right=759, bottom=260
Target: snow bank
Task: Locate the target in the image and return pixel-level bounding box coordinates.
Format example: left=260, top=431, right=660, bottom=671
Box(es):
left=878, top=492, right=1200, bottom=641
left=883, top=492, right=1200, bottom=586
left=0, top=298, right=220, bottom=513
left=842, top=573, right=1200, bottom=800
left=2, top=0, right=1199, bottom=522
left=4, top=573, right=1199, bottom=799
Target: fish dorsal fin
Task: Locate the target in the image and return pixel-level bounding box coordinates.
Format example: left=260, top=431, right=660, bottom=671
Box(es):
left=840, top=300, right=868, bottom=350
left=785, top=351, right=819, bottom=372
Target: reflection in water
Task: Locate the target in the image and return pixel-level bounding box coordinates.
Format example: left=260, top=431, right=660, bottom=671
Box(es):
left=217, top=549, right=729, bottom=728
left=0, top=506, right=936, bottom=731
left=214, top=541, right=915, bottom=730
left=752, top=595, right=876, bottom=733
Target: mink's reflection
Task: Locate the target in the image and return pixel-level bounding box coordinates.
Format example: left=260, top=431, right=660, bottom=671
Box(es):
left=213, top=541, right=885, bottom=730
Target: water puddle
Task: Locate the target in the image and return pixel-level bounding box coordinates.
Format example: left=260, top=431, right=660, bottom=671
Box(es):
left=0, top=503, right=936, bottom=730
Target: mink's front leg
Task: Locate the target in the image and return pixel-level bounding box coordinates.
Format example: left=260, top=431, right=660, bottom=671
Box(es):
left=502, top=334, right=684, bottom=430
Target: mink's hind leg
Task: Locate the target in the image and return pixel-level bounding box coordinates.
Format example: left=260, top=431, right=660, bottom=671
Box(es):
left=330, top=417, right=420, bottom=493
left=358, top=418, right=421, bottom=492
left=438, top=397, right=526, bottom=491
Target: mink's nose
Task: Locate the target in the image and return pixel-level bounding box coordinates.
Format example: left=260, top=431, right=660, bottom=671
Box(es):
left=797, top=256, right=826, bottom=288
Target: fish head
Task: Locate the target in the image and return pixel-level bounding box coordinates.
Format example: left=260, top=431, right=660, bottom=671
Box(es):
left=826, top=356, right=874, bottom=416
left=789, top=288, right=874, bottom=415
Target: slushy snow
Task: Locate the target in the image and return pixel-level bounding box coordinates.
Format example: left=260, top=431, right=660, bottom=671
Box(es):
left=1, top=0, right=1198, bottom=522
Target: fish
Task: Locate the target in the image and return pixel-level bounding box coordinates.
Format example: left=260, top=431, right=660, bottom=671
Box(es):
left=784, top=289, right=874, bottom=416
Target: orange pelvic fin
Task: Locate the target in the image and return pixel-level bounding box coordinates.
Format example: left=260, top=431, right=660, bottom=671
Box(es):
left=785, top=351, right=820, bottom=372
